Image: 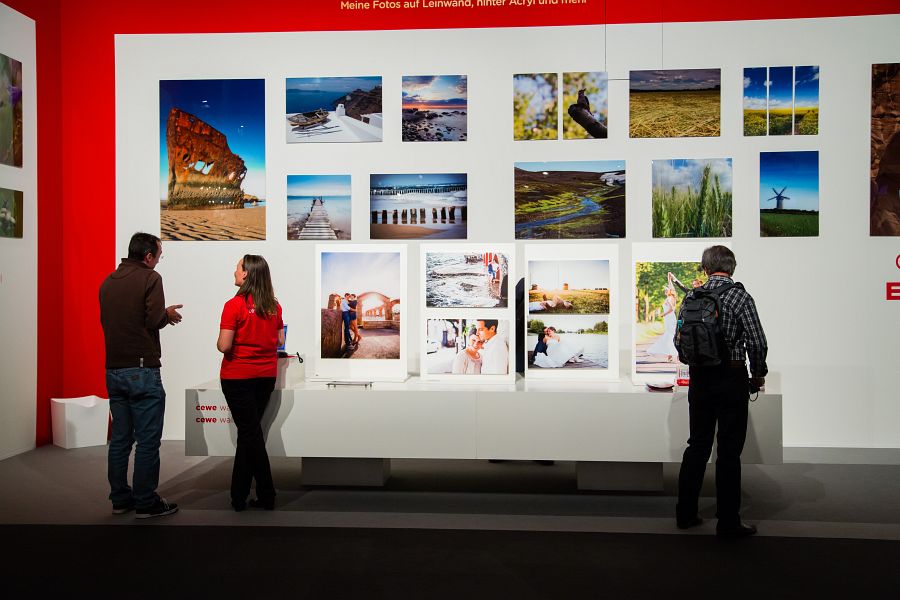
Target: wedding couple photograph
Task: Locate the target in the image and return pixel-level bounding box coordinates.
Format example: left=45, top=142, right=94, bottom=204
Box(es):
left=526, top=315, right=609, bottom=370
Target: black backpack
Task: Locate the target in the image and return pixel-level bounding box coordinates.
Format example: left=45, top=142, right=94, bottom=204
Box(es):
left=675, top=282, right=742, bottom=367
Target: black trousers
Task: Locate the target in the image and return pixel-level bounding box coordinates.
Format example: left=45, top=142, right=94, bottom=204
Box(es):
left=221, top=377, right=277, bottom=504
left=677, top=365, right=749, bottom=527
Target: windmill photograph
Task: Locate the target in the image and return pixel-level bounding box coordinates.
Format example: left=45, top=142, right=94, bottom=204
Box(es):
left=759, top=151, right=819, bottom=237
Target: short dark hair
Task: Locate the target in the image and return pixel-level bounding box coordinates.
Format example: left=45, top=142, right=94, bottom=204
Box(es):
left=127, top=232, right=161, bottom=260
left=480, top=319, right=499, bottom=331
left=701, top=245, right=736, bottom=276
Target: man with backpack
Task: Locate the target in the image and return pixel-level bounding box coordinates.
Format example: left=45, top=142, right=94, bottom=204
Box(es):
left=673, top=245, right=768, bottom=538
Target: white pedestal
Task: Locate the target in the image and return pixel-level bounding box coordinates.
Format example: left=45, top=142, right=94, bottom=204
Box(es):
left=51, top=396, right=109, bottom=449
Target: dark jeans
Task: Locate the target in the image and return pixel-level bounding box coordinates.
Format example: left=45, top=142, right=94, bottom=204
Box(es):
left=106, top=367, right=166, bottom=509
left=342, top=311, right=352, bottom=345
left=221, top=377, right=277, bottom=505
left=677, top=365, right=750, bottom=528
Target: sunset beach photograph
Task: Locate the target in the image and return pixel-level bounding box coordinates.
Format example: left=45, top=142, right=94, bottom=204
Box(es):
left=402, top=75, right=467, bottom=142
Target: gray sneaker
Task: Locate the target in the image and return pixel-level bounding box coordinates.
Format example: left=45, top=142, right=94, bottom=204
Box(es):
left=135, top=498, right=179, bottom=519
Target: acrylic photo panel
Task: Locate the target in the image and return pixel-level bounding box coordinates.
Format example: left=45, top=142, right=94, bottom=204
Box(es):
left=631, top=242, right=725, bottom=385
left=563, top=72, right=608, bottom=139
left=514, top=161, right=625, bottom=240
left=651, top=158, right=732, bottom=238
left=314, top=244, right=407, bottom=381
left=402, top=75, right=467, bottom=142
left=871, top=64, right=900, bottom=236
left=286, top=175, right=351, bottom=240
left=423, top=318, right=514, bottom=381
left=629, top=69, right=720, bottom=138
left=742, top=67, right=768, bottom=136
left=423, top=244, right=515, bottom=309
left=0, top=52, right=22, bottom=167
left=159, top=79, right=266, bottom=241
left=525, top=244, right=619, bottom=381
left=285, top=76, right=382, bottom=143
left=767, top=66, right=793, bottom=136
left=760, top=151, right=819, bottom=237
left=513, top=73, right=558, bottom=140
left=370, top=173, right=467, bottom=240
left=0, top=187, right=23, bottom=238
left=793, top=66, right=819, bottom=135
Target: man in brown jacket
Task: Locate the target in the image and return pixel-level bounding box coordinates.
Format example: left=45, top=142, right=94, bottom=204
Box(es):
left=99, top=232, right=183, bottom=518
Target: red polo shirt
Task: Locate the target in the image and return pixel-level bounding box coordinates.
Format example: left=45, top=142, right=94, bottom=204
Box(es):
left=219, top=294, right=284, bottom=379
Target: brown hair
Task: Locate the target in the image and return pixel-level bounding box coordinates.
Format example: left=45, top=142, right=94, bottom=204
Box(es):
left=236, top=254, right=277, bottom=317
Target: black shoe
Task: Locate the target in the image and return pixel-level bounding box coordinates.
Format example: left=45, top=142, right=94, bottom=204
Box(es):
left=676, top=516, right=704, bottom=530
left=232, top=499, right=247, bottom=512
left=249, top=498, right=275, bottom=510
left=135, top=498, right=179, bottom=519
left=112, top=502, right=135, bottom=515
left=716, top=522, right=757, bottom=539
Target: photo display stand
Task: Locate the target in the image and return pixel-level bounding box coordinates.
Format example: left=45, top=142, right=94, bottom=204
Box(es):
left=313, top=243, right=408, bottom=382
left=524, top=244, right=620, bottom=381
left=419, top=243, right=516, bottom=383
left=631, top=242, right=729, bottom=386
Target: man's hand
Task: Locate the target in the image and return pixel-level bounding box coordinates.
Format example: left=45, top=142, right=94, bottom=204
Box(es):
left=166, top=304, right=184, bottom=325
left=749, top=377, right=765, bottom=393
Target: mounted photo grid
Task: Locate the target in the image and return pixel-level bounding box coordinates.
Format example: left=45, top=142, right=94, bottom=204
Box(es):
left=285, top=76, right=382, bottom=143
left=159, top=78, right=266, bottom=241
left=420, top=243, right=516, bottom=382
left=314, top=244, right=408, bottom=382
left=524, top=244, right=619, bottom=381
left=631, top=242, right=727, bottom=385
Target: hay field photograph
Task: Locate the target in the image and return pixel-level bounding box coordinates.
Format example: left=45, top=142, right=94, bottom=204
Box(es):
left=513, top=73, right=558, bottom=140
left=760, top=151, right=819, bottom=237
left=651, top=158, right=732, bottom=238
left=528, top=259, right=610, bottom=314
left=629, top=69, right=720, bottom=138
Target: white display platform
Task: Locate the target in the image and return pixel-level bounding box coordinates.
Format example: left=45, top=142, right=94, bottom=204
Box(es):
left=185, top=376, right=783, bottom=475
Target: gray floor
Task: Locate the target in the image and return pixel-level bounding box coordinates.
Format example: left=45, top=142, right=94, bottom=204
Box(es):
left=2, top=442, right=899, bottom=540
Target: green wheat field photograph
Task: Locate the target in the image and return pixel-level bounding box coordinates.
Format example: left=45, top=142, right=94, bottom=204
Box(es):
left=651, top=158, right=732, bottom=238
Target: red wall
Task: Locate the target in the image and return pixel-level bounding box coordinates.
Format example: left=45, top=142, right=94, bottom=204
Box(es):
left=5, top=0, right=897, bottom=445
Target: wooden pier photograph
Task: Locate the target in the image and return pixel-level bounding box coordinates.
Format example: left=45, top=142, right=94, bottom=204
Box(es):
left=287, top=175, right=351, bottom=240
left=370, top=173, right=467, bottom=239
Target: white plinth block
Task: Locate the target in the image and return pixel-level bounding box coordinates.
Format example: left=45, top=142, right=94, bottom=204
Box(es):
left=51, top=396, right=109, bottom=449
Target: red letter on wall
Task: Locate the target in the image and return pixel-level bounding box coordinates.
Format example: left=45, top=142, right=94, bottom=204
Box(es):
left=887, top=282, right=900, bottom=300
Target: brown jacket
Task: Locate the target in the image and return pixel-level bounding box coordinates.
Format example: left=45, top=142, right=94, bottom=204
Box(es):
left=99, top=258, right=168, bottom=369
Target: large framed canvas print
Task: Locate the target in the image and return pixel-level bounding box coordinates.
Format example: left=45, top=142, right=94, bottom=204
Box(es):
left=420, top=243, right=515, bottom=382
left=524, top=244, right=619, bottom=381
left=631, top=242, right=727, bottom=385
left=159, top=78, right=266, bottom=241
left=871, top=63, right=900, bottom=236
left=314, top=244, right=408, bottom=381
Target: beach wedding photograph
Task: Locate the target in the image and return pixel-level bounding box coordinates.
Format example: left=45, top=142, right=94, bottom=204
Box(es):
left=425, top=319, right=510, bottom=376
left=286, top=174, right=351, bottom=240
left=159, top=78, right=266, bottom=241
left=563, top=71, right=608, bottom=139
left=425, top=250, right=510, bottom=308
left=630, top=69, right=721, bottom=138
left=402, top=75, right=467, bottom=142
left=515, top=161, right=626, bottom=239
left=526, top=315, right=609, bottom=370
left=285, top=76, right=382, bottom=143
left=0, top=52, right=22, bottom=168
left=370, top=173, right=467, bottom=239
left=320, top=251, right=401, bottom=360
left=514, top=73, right=558, bottom=140
left=528, top=259, right=610, bottom=314
left=759, top=151, right=819, bottom=237
left=651, top=158, right=733, bottom=238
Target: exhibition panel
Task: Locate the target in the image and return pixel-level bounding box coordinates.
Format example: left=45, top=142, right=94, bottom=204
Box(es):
left=113, top=15, right=900, bottom=451
left=0, top=3, right=36, bottom=460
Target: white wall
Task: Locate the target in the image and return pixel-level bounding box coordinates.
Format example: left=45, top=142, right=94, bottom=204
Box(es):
left=0, top=3, right=37, bottom=459
left=116, top=15, right=900, bottom=449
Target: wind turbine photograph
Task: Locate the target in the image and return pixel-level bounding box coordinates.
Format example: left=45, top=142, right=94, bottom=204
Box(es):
left=759, top=151, right=819, bottom=237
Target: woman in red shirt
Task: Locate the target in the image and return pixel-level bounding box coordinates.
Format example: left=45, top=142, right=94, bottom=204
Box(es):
left=216, top=255, right=284, bottom=511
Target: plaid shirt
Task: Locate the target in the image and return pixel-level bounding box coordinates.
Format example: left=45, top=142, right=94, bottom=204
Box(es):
left=677, top=275, right=768, bottom=377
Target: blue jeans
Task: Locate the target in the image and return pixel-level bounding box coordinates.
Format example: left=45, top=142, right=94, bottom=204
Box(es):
left=106, top=367, right=166, bottom=509
left=342, top=311, right=352, bottom=345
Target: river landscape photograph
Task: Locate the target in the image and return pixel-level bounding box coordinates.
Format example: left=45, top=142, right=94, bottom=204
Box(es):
left=514, top=161, right=625, bottom=239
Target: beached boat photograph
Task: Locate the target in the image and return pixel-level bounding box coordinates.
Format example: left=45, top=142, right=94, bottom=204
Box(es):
left=285, top=76, right=382, bottom=143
